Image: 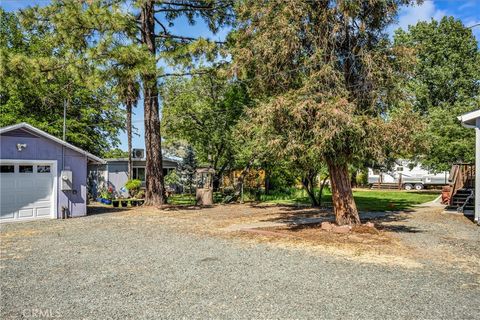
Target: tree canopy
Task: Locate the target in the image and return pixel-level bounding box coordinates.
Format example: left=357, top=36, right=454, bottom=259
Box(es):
left=0, top=8, right=124, bottom=156
left=394, top=17, right=480, bottom=171
left=162, top=71, right=249, bottom=187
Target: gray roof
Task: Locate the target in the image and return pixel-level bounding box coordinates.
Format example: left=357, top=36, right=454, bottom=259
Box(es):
left=105, top=156, right=180, bottom=163
left=0, top=122, right=105, bottom=164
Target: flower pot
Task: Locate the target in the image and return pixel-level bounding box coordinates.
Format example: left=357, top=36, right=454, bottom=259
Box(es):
left=112, top=200, right=119, bottom=208
left=130, top=200, right=138, bottom=207
left=120, top=200, right=128, bottom=207
left=138, top=200, right=145, bottom=206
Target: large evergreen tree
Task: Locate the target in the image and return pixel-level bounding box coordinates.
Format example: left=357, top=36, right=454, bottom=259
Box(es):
left=233, top=0, right=419, bottom=225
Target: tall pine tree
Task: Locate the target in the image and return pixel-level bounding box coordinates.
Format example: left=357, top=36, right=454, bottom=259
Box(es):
left=14, top=0, right=233, bottom=206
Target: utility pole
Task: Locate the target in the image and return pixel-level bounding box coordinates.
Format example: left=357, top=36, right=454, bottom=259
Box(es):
left=63, top=99, right=67, bottom=141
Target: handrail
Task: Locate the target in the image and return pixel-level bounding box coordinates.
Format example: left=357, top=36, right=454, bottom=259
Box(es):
left=457, top=189, right=474, bottom=213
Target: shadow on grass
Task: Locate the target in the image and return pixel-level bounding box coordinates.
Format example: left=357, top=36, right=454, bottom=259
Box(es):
left=252, top=202, right=425, bottom=234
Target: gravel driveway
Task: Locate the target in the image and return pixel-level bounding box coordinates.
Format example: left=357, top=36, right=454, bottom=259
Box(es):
left=1, top=209, right=479, bottom=320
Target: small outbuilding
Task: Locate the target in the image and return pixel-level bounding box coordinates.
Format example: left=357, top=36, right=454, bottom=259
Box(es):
left=458, top=110, right=480, bottom=224
left=0, top=123, right=104, bottom=222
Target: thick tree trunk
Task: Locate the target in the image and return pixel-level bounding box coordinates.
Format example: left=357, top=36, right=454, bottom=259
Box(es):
left=126, top=102, right=132, bottom=180
left=140, top=1, right=166, bottom=206
left=326, top=158, right=360, bottom=225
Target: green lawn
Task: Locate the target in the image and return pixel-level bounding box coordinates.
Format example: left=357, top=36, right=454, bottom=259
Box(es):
left=261, top=189, right=439, bottom=211
left=168, top=189, right=439, bottom=212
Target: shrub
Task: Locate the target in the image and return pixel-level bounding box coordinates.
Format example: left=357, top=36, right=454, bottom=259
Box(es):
left=125, top=179, right=142, bottom=197
left=356, top=170, right=368, bottom=187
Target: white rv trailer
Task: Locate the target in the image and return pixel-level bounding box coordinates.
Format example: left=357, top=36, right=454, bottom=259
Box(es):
left=368, top=160, right=449, bottom=190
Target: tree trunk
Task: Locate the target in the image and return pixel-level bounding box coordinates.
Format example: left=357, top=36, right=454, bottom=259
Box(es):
left=233, top=157, right=255, bottom=198
left=213, top=174, right=221, bottom=191
left=317, top=175, right=329, bottom=207
left=326, top=158, right=360, bottom=225
left=301, top=176, right=319, bottom=207
left=126, top=101, right=132, bottom=180
left=264, top=166, right=270, bottom=194
left=140, top=1, right=166, bottom=206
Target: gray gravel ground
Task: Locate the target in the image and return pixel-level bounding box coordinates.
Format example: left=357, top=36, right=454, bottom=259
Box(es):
left=1, top=211, right=479, bottom=320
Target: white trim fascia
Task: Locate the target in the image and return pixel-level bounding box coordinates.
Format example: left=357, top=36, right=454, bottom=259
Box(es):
left=458, top=110, right=480, bottom=127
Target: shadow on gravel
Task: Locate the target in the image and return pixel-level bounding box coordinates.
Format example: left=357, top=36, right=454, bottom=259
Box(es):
left=377, top=225, right=423, bottom=233
left=87, top=205, right=130, bottom=216
left=363, top=211, right=425, bottom=234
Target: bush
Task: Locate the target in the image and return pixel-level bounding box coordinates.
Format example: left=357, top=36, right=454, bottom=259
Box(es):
left=356, top=170, right=368, bottom=187
left=125, top=179, right=142, bottom=197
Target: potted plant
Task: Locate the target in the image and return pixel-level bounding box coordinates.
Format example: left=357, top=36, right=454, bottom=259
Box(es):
left=136, top=190, right=145, bottom=206
left=99, top=187, right=114, bottom=205
left=120, top=199, right=128, bottom=207
left=125, top=179, right=142, bottom=198
left=112, top=199, right=120, bottom=207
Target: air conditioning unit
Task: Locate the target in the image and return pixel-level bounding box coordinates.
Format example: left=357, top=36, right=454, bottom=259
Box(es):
left=132, top=148, right=145, bottom=159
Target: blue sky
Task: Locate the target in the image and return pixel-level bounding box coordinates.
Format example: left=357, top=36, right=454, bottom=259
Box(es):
left=2, top=0, right=479, bottom=150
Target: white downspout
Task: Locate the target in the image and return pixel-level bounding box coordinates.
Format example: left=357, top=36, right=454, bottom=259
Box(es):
left=475, top=118, right=480, bottom=224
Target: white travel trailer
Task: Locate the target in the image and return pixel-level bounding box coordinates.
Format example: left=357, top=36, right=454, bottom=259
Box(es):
left=368, top=160, right=449, bottom=190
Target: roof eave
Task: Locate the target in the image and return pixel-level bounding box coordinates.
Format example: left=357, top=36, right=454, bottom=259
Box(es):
left=0, top=123, right=105, bottom=164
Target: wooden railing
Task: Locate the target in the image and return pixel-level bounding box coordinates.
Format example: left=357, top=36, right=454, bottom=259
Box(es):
left=449, top=163, right=475, bottom=206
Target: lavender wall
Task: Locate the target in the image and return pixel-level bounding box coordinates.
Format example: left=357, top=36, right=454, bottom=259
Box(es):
left=0, top=128, right=88, bottom=217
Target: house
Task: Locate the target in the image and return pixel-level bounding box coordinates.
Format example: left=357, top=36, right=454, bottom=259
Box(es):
left=88, top=153, right=180, bottom=198
left=368, top=160, right=448, bottom=190
left=457, top=110, right=480, bottom=224
left=0, top=123, right=104, bottom=222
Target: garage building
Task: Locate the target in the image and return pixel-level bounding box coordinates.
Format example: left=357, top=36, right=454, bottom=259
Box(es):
left=0, top=123, right=104, bottom=222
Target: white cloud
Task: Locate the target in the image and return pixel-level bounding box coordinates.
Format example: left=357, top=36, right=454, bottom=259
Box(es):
left=458, top=1, right=477, bottom=11
left=464, top=19, right=480, bottom=44
left=395, top=0, right=446, bottom=31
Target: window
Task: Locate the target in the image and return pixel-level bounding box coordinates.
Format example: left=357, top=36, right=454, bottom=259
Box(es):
left=37, top=165, right=51, bottom=173
left=133, top=167, right=145, bottom=181
left=19, top=165, right=33, bottom=173
left=0, top=165, right=14, bottom=173
left=397, top=166, right=404, bottom=172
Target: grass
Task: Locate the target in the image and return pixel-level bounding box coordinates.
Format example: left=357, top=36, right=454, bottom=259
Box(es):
left=167, top=188, right=440, bottom=212
left=261, top=188, right=439, bottom=211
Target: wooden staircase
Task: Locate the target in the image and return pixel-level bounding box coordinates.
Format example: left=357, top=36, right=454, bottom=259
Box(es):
left=446, top=164, right=475, bottom=214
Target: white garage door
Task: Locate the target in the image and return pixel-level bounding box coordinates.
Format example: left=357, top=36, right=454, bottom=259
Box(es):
left=0, top=162, right=56, bottom=221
